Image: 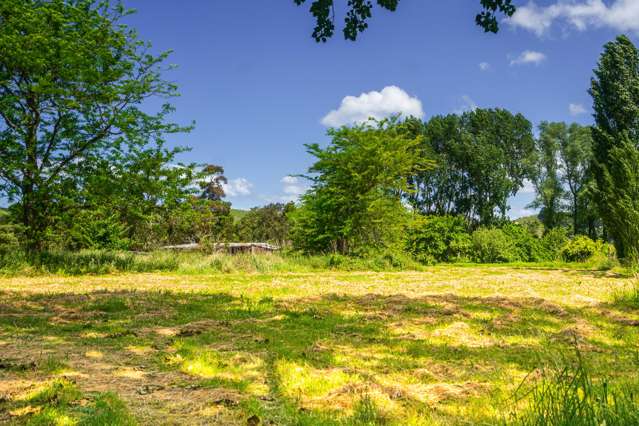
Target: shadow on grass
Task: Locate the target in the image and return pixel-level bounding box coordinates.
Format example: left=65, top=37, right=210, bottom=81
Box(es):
left=1, top=289, right=638, bottom=424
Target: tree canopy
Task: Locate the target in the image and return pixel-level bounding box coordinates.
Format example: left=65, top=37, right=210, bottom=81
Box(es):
left=407, top=109, right=536, bottom=226
left=291, top=117, right=432, bottom=254
left=0, top=0, right=203, bottom=250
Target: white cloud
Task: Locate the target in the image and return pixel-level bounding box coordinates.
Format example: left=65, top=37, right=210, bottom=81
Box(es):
left=569, top=103, right=587, bottom=116
left=261, top=176, right=309, bottom=204
left=453, top=95, right=478, bottom=115
left=510, top=50, right=547, bottom=66
left=479, top=62, right=491, bottom=71
left=281, top=176, right=306, bottom=196
left=321, top=85, right=424, bottom=127
left=222, top=178, right=253, bottom=197
left=508, top=0, right=639, bottom=36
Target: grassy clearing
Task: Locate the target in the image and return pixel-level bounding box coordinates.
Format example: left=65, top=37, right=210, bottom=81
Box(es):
left=0, top=266, right=638, bottom=424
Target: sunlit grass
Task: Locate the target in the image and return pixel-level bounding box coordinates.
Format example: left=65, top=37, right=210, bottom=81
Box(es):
left=1, top=266, right=638, bottom=424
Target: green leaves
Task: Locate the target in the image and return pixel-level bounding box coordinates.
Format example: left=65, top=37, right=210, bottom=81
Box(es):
left=476, top=0, right=516, bottom=34
left=0, top=0, right=192, bottom=250
left=292, top=117, right=430, bottom=254
left=294, top=0, right=516, bottom=42
left=590, top=36, right=639, bottom=262
left=409, top=109, right=536, bottom=226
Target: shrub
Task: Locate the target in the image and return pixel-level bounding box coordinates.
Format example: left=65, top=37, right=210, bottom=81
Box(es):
left=0, top=224, right=20, bottom=254
left=405, top=215, right=472, bottom=264
left=561, top=236, right=599, bottom=262
left=471, top=228, right=518, bottom=263
left=501, top=223, right=551, bottom=262
left=69, top=209, right=130, bottom=250
left=516, top=215, right=545, bottom=238
left=541, top=227, right=569, bottom=261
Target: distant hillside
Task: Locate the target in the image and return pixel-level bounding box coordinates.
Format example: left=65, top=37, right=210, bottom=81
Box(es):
left=231, top=208, right=249, bottom=222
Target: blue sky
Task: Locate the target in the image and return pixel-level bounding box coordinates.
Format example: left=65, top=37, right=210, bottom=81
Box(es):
left=122, top=0, right=638, bottom=215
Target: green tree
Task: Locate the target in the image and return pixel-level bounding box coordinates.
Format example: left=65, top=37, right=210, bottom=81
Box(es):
left=530, top=122, right=566, bottom=230
left=291, top=118, right=432, bottom=254
left=559, top=123, right=596, bottom=236
left=61, top=146, right=215, bottom=250
left=589, top=35, right=639, bottom=261
left=294, top=0, right=517, bottom=42
left=528, top=122, right=597, bottom=236
left=236, top=202, right=295, bottom=247
left=199, top=164, right=227, bottom=201
left=409, top=109, right=536, bottom=226
left=0, top=0, right=188, bottom=251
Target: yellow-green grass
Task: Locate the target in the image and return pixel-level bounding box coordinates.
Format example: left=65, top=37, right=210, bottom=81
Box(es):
left=0, top=266, right=637, bottom=425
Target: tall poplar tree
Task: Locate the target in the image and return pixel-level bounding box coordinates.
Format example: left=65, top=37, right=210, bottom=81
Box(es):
left=590, top=35, right=639, bottom=261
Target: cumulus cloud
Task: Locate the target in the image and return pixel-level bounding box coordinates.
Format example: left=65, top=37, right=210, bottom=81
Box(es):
left=508, top=0, right=639, bottom=36
left=222, top=178, right=253, bottom=197
left=479, top=62, right=491, bottom=71
left=569, top=103, right=587, bottom=116
left=321, top=86, right=424, bottom=127
left=281, top=176, right=306, bottom=197
left=510, top=50, right=546, bottom=66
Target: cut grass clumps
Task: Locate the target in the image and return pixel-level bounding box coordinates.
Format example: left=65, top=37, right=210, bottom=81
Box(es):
left=509, top=351, right=639, bottom=425
left=27, top=379, right=82, bottom=407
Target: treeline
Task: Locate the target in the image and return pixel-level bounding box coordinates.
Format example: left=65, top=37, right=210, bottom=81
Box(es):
left=286, top=114, right=612, bottom=265
left=288, top=35, right=639, bottom=264
left=0, top=0, right=638, bottom=265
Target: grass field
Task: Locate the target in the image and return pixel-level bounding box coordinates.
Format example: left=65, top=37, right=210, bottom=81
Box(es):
left=1, top=266, right=638, bottom=425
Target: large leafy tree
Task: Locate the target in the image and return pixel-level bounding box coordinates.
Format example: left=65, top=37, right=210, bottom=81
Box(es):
left=559, top=123, right=596, bottom=236
left=294, top=0, right=517, bottom=42
left=291, top=118, right=432, bottom=254
left=0, top=0, right=189, bottom=251
left=590, top=35, right=639, bottom=261
left=530, top=122, right=564, bottom=230
left=530, top=122, right=596, bottom=235
left=409, top=109, right=536, bottom=225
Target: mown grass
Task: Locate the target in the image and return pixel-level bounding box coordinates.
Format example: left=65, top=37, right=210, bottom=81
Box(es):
left=0, top=267, right=637, bottom=424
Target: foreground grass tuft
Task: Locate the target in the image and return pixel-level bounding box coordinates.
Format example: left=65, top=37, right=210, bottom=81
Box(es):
left=509, top=350, right=639, bottom=425
left=613, top=280, right=639, bottom=309
left=79, top=393, right=137, bottom=426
